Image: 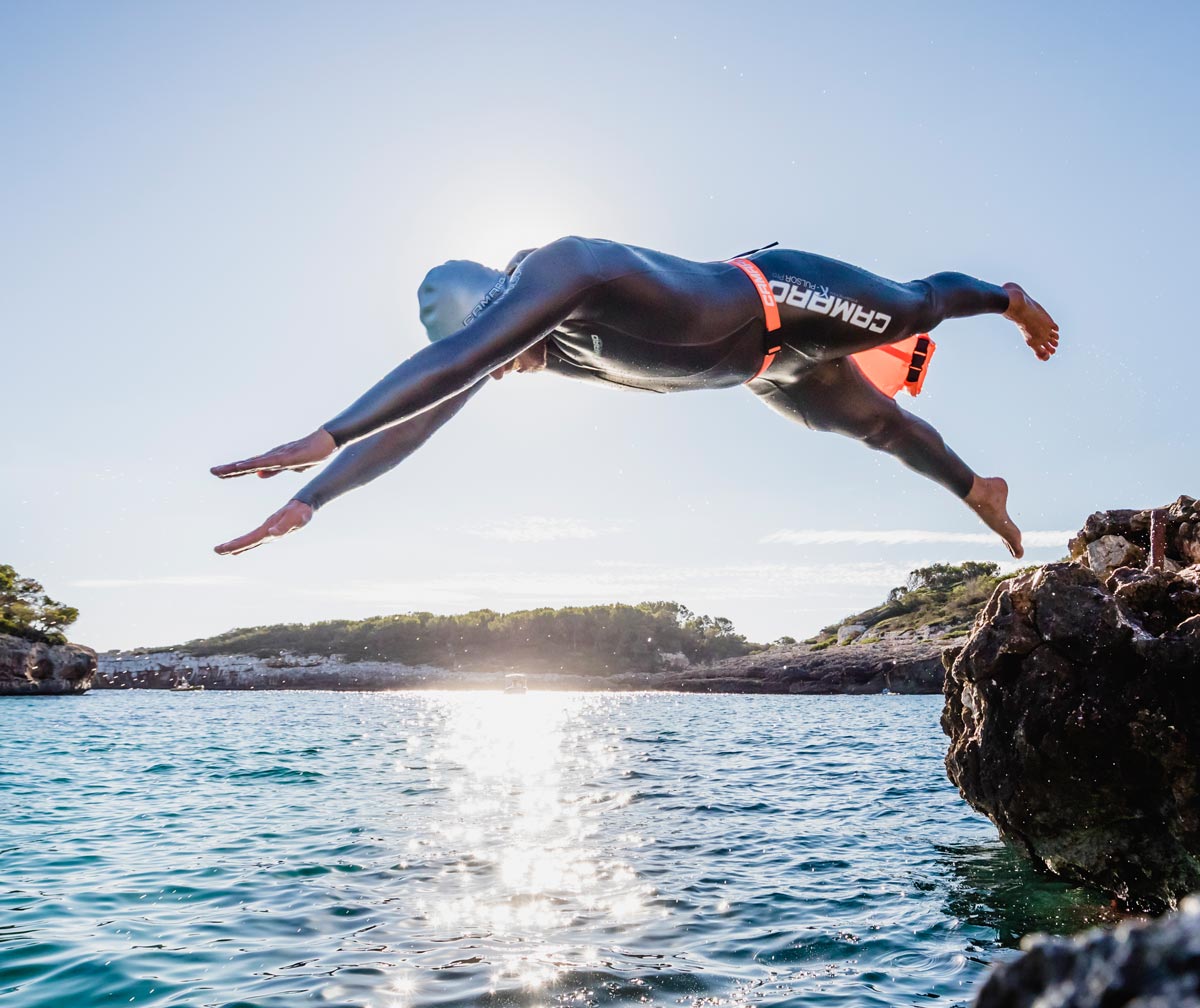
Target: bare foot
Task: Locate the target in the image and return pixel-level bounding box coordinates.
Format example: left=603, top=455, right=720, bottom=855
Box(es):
left=966, top=476, right=1024, bottom=559
left=1003, top=283, right=1059, bottom=361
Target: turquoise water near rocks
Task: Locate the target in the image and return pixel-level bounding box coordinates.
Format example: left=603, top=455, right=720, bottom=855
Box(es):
left=1, top=691, right=1110, bottom=1007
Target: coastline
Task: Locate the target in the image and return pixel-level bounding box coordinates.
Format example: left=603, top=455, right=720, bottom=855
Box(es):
left=95, top=636, right=947, bottom=695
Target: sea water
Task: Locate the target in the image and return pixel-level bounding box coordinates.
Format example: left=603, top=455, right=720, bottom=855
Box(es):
left=0, top=691, right=1110, bottom=1008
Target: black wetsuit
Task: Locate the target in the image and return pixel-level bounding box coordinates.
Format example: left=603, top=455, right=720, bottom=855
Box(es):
left=295, top=237, right=1010, bottom=510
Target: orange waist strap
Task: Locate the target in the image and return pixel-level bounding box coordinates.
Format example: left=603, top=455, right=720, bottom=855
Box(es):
left=730, top=256, right=933, bottom=396
left=729, top=257, right=782, bottom=382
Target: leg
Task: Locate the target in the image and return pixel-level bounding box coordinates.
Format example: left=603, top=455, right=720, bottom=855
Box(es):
left=748, top=250, right=1058, bottom=362
left=918, top=272, right=1059, bottom=360
left=750, top=357, right=1024, bottom=557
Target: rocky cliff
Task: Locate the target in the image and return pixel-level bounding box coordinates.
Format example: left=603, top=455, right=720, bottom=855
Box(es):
left=943, top=497, right=1200, bottom=912
left=0, top=632, right=96, bottom=696
left=664, top=637, right=945, bottom=694
left=97, top=650, right=452, bottom=691
left=973, top=895, right=1200, bottom=1007
left=97, top=635, right=947, bottom=694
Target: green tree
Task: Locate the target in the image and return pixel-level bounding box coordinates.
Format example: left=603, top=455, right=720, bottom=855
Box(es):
left=171, top=599, right=755, bottom=673
left=0, top=564, right=79, bottom=644
left=906, top=561, right=1000, bottom=593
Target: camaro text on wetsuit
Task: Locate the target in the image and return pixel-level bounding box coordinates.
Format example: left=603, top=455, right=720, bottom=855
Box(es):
left=768, top=281, right=891, bottom=334
left=461, top=276, right=510, bottom=328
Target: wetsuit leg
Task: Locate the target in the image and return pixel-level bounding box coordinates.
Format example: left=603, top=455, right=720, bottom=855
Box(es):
left=751, top=250, right=1010, bottom=360
left=750, top=355, right=976, bottom=499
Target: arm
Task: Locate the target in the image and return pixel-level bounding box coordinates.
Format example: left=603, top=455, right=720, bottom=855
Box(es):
left=210, top=237, right=599, bottom=555
left=294, top=379, right=486, bottom=511
left=322, top=236, right=599, bottom=446
left=213, top=380, right=486, bottom=555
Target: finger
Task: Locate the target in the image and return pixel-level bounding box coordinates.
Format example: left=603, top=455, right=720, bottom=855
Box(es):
left=212, top=462, right=261, bottom=479
left=218, top=539, right=264, bottom=556
left=255, top=465, right=316, bottom=479
left=212, top=457, right=279, bottom=479
left=212, top=444, right=300, bottom=479
left=214, top=525, right=272, bottom=555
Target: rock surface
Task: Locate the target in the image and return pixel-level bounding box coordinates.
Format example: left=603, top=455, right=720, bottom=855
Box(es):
left=0, top=632, right=96, bottom=696
left=97, top=651, right=450, bottom=691
left=99, top=636, right=948, bottom=695
left=1084, top=534, right=1146, bottom=580
left=672, top=638, right=945, bottom=694
left=943, top=498, right=1200, bottom=912
left=1069, top=495, right=1200, bottom=567
left=973, top=895, right=1200, bottom=1007
left=837, top=623, right=868, bottom=645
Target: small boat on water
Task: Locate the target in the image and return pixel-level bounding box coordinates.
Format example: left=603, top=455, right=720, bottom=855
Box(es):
left=503, top=673, right=527, bottom=694
left=170, top=677, right=205, bottom=692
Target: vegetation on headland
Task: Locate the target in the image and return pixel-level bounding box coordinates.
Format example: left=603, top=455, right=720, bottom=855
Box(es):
left=809, top=561, right=1034, bottom=644
left=162, top=601, right=754, bottom=674
left=141, top=561, right=1025, bottom=673
left=0, top=564, right=79, bottom=645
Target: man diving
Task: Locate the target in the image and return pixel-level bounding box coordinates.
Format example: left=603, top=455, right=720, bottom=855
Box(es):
left=211, top=237, right=1059, bottom=558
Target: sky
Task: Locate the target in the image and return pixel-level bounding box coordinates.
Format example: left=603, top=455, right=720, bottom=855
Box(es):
left=3, top=1, right=1197, bottom=652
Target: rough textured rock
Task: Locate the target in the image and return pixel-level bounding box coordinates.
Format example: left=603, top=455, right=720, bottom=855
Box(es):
left=98, top=650, right=452, bottom=691
left=943, top=497, right=1200, bottom=912
left=836, top=623, right=868, bottom=644
left=1084, top=534, right=1146, bottom=580
left=973, top=895, right=1200, bottom=1007
left=1069, top=495, right=1200, bottom=566
left=677, top=638, right=946, bottom=694
left=0, top=632, right=96, bottom=696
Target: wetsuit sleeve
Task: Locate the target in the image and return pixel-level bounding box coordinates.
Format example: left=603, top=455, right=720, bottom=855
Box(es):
left=322, top=236, right=600, bottom=446
left=294, top=379, right=487, bottom=511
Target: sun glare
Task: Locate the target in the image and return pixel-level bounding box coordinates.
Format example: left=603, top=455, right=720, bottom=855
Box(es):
left=428, top=163, right=604, bottom=268
left=389, top=690, right=655, bottom=992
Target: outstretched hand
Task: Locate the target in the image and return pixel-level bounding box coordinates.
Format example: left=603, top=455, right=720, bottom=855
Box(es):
left=211, top=429, right=337, bottom=480
left=214, top=499, right=313, bottom=556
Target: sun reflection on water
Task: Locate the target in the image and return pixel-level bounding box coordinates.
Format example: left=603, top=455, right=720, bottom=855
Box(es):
left=398, top=690, right=656, bottom=993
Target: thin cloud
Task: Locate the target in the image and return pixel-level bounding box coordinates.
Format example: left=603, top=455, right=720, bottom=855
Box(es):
left=294, top=560, right=915, bottom=610
left=760, top=528, right=1074, bottom=548
left=72, top=575, right=249, bottom=589
left=464, top=517, right=620, bottom=543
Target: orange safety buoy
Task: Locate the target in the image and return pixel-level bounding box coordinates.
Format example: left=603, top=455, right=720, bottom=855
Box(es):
left=851, top=334, right=936, bottom=398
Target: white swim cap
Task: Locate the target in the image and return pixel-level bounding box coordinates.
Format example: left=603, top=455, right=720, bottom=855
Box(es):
left=417, top=260, right=506, bottom=342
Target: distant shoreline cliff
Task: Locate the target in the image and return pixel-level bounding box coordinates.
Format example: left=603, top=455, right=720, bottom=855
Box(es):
left=96, top=633, right=949, bottom=695
left=95, top=582, right=985, bottom=696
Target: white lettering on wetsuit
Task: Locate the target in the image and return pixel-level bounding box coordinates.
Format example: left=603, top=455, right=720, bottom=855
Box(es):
left=768, top=280, right=892, bottom=335
left=461, top=277, right=508, bottom=328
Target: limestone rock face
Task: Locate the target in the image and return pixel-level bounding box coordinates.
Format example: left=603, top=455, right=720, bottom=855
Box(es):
left=98, top=650, right=449, bottom=691
left=1084, top=534, right=1145, bottom=580
left=837, top=623, right=868, bottom=644
left=973, top=895, right=1200, bottom=1007
left=101, top=639, right=949, bottom=695
left=1069, top=495, right=1200, bottom=567
left=0, top=632, right=96, bottom=696
left=690, top=638, right=945, bottom=694
left=942, top=523, right=1200, bottom=910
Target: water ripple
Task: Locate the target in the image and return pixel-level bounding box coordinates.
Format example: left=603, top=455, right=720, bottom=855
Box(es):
left=0, top=691, right=1114, bottom=1007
